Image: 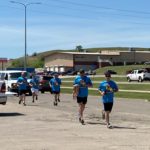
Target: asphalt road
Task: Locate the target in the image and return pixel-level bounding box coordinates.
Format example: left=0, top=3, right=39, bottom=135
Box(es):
left=0, top=93, right=150, bottom=150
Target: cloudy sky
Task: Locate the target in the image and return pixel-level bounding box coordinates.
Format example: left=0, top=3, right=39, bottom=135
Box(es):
left=1, top=0, right=150, bottom=58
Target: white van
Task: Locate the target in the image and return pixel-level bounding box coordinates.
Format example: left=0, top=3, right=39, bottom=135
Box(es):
left=0, top=70, right=32, bottom=95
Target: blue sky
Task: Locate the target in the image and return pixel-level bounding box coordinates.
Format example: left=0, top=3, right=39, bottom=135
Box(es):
left=1, top=0, right=150, bottom=58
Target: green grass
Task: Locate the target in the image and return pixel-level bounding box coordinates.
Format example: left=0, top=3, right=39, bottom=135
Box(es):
left=95, top=64, right=150, bottom=75
left=63, top=76, right=127, bottom=82
left=62, top=82, right=150, bottom=91
left=61, top=88, right=150, bottom=100
left=61, top=64, right=150, bottom=100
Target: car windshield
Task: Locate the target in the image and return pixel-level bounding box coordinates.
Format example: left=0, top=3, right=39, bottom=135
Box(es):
left=9, top=73, right=22, bottom=80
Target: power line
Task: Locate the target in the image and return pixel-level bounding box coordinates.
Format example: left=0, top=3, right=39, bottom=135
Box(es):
left=47, top=0, right=150, bottom=15
left=1, top=3, right=150, bottom=26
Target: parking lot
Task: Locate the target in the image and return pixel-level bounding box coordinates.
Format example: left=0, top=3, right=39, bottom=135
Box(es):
left=0, top=93, right=150, bottom=150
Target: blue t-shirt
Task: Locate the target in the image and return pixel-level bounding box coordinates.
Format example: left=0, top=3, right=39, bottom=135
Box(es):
left=50, top=77, right=61, bottom=92
left=98, top=80, right=118, bottom=103
left=30, top=77, right=39, bottom=89
left=74, top=75, right=92, bottom=97
left=17, top=77, right=27, bottom=90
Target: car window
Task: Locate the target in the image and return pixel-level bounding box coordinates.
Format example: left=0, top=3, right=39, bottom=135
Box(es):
left=0, top=73, right=5, bottom=80
left=9, top=73, right=22, bottom=80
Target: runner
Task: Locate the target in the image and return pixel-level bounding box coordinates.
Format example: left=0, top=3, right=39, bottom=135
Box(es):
left=98, top=71, right=118, bottom=128
left=17, top=72, right=28, bottom=106
left=49, top=73, right=61, bottom=106
left=29, top=72, right=39, bottom=103
left=73, top=69, right=93, bottom=125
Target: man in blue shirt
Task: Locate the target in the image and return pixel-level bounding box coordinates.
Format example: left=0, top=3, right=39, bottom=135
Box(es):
left=49, top=73, right=61, bottom=106
left=29, top=73, right=39, bottom=103
left=73, top=69, right=93, bottom=125
left=17, top=72, right=28, bottom=106
left=98, top=71, right=118, bottom=128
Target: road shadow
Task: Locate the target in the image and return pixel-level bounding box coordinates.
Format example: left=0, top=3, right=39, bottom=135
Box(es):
left=86, top=122, right=136, bottom=129
left=86, top=121, right=106, bottom=125
left=26, top=104, right=39, bottom=107
left=0, top=112, right=25, bottom=117
left=112, top=125, right=136, bottom=130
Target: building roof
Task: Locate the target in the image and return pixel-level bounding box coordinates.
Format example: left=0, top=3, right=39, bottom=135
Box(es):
left=44, top=50, right=150, bottom=58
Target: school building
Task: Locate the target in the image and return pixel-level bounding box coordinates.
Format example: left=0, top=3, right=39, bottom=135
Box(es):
left=44, top=51, right=150, bottom=72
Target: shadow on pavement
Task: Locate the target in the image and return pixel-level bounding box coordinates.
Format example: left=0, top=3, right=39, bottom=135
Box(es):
left=112, top=126, right=136, bottom=130
left=86, top=122, right=136, bottom=130
left=86, top=121, right=106, bottom=125
left=0, top=112, right=25, bottom=117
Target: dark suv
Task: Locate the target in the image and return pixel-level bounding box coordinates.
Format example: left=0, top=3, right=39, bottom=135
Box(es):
left=39, top=75, right=53, bottom=93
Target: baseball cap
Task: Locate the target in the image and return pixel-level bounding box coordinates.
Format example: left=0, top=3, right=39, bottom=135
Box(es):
left=104, top=71, right=111, bottom=77
left=53, top=72, right=59, bottom=76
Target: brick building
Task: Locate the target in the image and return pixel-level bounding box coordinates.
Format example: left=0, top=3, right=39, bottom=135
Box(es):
left=44, top=51, right=150, bottom=72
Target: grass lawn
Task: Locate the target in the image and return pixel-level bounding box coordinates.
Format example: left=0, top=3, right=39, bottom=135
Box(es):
left=60, top=64, right=150, bottom=100
left=95, top=64, right=150, bottom=75
left=61, top=79, right=150, bottom=100
left=61, top=88, right=150, bottom=100
left=62, top=82, right=150, bottom=91
left=62, top=76, right=127, bottom=82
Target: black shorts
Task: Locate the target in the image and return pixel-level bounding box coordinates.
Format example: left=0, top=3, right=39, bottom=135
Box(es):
left=77, top=97, right=87, bottom=105
left=103, top=102, right=113, bottom=112
left=19, top=90, right=27, bottom=95
left=52, top=91, right=60, bottom=94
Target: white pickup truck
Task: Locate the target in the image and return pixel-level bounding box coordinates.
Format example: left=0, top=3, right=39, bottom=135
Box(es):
left=127, top=68, right=150, bottom=82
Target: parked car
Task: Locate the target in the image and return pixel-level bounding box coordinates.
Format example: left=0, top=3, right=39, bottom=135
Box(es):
left=144, top=61, right=150, bottom=65
left=0, top=70, right=32, bottom=96
left=107, top=70, right=117, bottom=74
left=39, top=75, right=53, bottom=93
left=66, top=70, right=78, bottom=75
left=0, top=81, right=7, bottom=105
left=126, top=69, right=150, bottom=82
left=85, top=70, right=96, bottom=75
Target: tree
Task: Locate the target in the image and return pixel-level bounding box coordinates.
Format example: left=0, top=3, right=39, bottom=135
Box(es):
left=76, top=45, right=83, bottom=52
left=32, top=52, right=37, bottom=57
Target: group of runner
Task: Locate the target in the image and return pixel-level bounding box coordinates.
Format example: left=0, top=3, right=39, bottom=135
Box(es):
left=16, top=69, right=118, bottom=129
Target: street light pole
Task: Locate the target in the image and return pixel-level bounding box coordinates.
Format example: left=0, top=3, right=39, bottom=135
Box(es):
left=10, top=1, right=41, bottom=71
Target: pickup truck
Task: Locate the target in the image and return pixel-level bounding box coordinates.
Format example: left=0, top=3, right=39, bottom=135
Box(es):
left=127, top=68, right=150, bottom=82
left=0, top=80, right=7, bottom=105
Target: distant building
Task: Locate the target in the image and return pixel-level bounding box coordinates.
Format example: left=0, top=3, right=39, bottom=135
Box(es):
left=44, top=51, right=150, bottom=72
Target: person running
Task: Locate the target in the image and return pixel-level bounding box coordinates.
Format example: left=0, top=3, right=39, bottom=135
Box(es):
left=73, top=69, right=93, bottom=125
left=29, top=72, right=39, bottom=103
left=49, top=73, right=61, bottom=106
left=17, top=72, right=28, bottom=106
left=98, top=71, right=118, bottom=128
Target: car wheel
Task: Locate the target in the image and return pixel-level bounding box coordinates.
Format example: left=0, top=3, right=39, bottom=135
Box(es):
left=1, top=102, right=6, bottom=105
left=41, top=90, right=45, bottom=93
left=138, top=77, right=143, bottom=82
left=127, top=77, right=131, bottom=82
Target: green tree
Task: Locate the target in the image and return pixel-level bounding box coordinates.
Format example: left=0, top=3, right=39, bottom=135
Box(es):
left=76, top=45, right=83, bottom=52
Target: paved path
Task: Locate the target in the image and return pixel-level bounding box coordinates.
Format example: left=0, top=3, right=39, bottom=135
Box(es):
left=0, top=93, right=150, bottom=150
